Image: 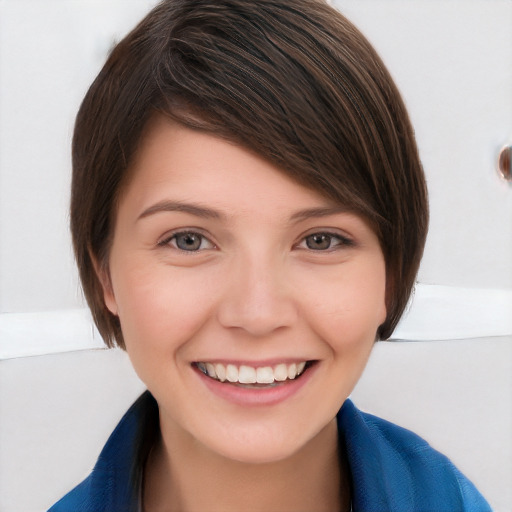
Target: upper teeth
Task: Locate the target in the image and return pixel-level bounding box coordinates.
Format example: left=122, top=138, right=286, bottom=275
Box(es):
left=196, top=361, right=307, bottom=384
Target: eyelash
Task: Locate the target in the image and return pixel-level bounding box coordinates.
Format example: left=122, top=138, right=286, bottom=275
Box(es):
left=296, top=231, right=354, bottom=251
left=158, top=230, right=216, bottom=252
left=158, top=230, right=354, bottom=253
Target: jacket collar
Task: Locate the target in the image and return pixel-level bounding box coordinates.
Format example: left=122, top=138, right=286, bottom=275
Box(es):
left=89, top=391, right=468, bottom=512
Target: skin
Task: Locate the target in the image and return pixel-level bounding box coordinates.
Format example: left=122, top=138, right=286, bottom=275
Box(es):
left=99, top=114, right=387, bottom=511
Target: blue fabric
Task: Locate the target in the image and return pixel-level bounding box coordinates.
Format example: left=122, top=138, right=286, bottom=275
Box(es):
left=337, top=401, right=491, bottom=512
left=49, top=391, right=491, bottom=512
left=48, top=393, right=151, bottom=512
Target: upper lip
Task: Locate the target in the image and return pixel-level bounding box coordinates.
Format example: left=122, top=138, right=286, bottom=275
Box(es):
left=193, top=358, right=314, bottom=366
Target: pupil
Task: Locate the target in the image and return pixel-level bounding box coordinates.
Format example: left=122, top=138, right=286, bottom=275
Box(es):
left=177, top=233, right=201, bottom=251
left=307, top=234, right=331, bottom=250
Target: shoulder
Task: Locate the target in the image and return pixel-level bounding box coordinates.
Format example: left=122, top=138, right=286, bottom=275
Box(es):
left=338, top=399, right=491, bottom=511
left=47, top=391, right=158, bottom=512
left=47, top=475, right=98, bottom=512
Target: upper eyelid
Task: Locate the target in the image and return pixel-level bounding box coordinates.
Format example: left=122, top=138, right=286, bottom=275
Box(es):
left=293, top=231, right=356, bottom=253
left=301, top=235, right=350, bottom=246
left=156, top=227, right=354, bottom=248
left=297, top=228, right=354, bottom=243
left=157, top=228, right=216, bottom=247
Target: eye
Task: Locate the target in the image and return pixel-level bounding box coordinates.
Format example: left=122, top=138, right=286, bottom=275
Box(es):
left=159, top=231, right=215, bottom=252
left=299, top=232, right=353, bottom=251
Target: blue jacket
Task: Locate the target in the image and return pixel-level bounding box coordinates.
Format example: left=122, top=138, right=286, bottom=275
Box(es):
left=49, top=391, right=491, bottom=512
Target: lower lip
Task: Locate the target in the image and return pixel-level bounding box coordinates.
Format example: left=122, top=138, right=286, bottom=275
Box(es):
left=194, top=364, right=316, bottom=406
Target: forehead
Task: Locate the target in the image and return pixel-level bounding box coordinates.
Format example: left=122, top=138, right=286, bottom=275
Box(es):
left=119, top=115, right=351, bottom=222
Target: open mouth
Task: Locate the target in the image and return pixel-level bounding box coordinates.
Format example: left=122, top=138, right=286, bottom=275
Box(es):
left=194, top=361, right=316, bottom=388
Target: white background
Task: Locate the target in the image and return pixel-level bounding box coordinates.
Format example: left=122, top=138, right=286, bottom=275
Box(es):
left=0, top=0, right=511, bottom=356
left=0, top=1, right=511, bottom=510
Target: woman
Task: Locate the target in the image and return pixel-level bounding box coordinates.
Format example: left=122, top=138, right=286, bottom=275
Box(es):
left=49, top=0, right=491, bottom=510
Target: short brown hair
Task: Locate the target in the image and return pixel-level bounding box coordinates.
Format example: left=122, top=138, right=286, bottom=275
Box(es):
left=71, top=0, right=428, bottom=349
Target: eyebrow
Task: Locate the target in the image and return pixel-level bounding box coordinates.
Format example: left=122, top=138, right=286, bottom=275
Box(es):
left=289, top=206, right=351, bottom=223
left=137, top=200, right=225, bottom=221
left=137, top=201, right=350, bottom=223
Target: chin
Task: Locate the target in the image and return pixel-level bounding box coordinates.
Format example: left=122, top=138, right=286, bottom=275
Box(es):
left=199, top=420, right=326, bottom=466
left=216, top=440, right=303, bottom=466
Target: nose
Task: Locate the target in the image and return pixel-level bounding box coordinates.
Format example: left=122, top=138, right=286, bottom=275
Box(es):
left=216, top=254, right=299, bottom=337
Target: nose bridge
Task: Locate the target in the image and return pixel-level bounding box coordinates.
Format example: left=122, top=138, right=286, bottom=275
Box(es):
left=217, top=247, right=297, bottom=336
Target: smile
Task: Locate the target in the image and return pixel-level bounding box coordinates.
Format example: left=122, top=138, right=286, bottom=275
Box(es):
left=195, top=361, right=310, bottom=385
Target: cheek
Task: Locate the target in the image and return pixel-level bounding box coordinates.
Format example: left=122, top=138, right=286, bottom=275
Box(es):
left=110, top=260, right=220, bottom=352
left=297, top=259, right=387, bottom=348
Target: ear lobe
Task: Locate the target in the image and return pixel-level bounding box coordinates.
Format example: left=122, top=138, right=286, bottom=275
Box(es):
left=90, top=251, right=118, bottom=316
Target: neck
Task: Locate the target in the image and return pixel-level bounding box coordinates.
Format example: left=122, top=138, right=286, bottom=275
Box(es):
left=143, top=417, right=350, bottom=512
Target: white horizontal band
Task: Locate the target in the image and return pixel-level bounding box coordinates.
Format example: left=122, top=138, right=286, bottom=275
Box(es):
left=1, top=284, right=511, bottom=360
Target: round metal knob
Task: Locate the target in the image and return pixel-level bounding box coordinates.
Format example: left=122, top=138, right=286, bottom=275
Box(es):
left=497, top=144, right=511, bottom=181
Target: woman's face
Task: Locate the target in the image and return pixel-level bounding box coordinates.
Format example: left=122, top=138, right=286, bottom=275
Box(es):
left=101, top=115, right=386, bottom=464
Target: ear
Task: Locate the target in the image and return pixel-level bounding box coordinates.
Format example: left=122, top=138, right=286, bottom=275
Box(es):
left=90, top=251, right=118, bottom=316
